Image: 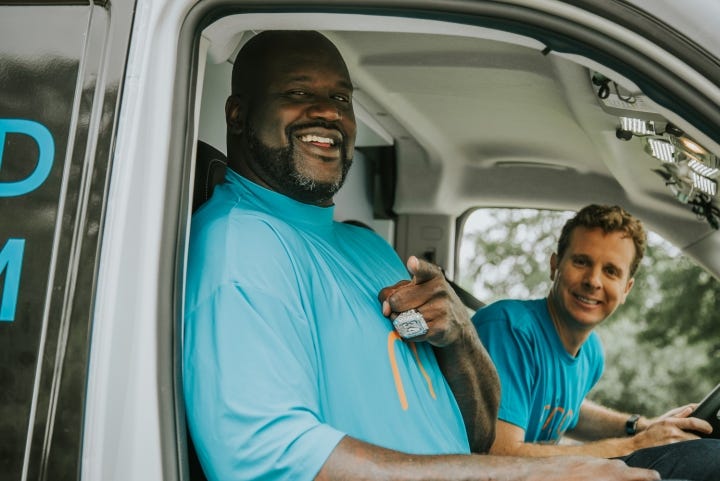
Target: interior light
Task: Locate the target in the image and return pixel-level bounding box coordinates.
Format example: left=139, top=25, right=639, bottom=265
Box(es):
left=691, top=171, right=718, bottom=196
left=647, top=138, right=675, bottom=163
left=679, top=137, right=707, bottom=156
left=641, top=122, right=720, bottom=229
left=688, top=159, right=719, bottom=179
left=620, top=117, right=655, bottom=135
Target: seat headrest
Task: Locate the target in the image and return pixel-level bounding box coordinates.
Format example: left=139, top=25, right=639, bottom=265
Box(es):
left=193, top=141, right=228, bottom=212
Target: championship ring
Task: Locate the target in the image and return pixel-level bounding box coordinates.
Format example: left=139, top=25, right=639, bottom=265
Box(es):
left=393, top=308, right=428, bottom=339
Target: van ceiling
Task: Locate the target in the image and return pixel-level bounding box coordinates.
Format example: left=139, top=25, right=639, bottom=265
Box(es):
left=200, top=8, right=720, bottom=267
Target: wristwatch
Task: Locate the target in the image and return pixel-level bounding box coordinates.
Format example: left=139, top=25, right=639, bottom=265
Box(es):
left=625, top=413, right=641, bottom=436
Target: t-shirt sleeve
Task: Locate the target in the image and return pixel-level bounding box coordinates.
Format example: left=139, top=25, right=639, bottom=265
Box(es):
left=472, top=302, right=537, bottom=431
left=183, top=217, right=344, bottom=481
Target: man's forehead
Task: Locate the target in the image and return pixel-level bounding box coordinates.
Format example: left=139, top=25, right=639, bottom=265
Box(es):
left=567, top=227, right=635, bottom=261
left=260, top=51, right=352, bottom=87
left=272, top=69, right=353, bottom=88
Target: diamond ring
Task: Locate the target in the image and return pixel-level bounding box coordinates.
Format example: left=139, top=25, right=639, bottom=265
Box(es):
left=393, top=308, right=428, bottom=339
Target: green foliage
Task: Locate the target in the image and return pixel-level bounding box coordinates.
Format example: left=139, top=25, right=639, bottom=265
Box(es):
left=458, top=209, right=571, bottom=302
left=460, top=208, right=719, bottom=416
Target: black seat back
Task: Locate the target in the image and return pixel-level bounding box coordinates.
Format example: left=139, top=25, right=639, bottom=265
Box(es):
left=193, top=141, right=228, bottom=212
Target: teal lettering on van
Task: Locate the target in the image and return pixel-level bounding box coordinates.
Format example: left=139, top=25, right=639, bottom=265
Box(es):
left=0, top=238, right=25, bottom=322
left=0, top=119, right=54, bottom=197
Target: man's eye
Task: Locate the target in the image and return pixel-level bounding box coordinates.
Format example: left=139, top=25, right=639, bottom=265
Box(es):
left=287, top=90, right=308, bottom=97
left=333, top=94, right=351, bottom=103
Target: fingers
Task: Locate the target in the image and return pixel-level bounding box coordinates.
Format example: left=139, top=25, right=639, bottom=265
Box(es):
left=641, top=417, right=713, bottom=444
left=661, top=404, right=695, bottom=419
left=659, top=413, right=713, bottom=433
left=378, top=280, right=411, bottom=315
left=623, top=467, right=660, bottom=481
left=379, top=256, right=467, bottom=345
left=406, top=255, right=444, bottom=285
left=631, top=468, right=661, bottom=481
left=378, top=256, right=443, bottom=312
left=383, top=257, right=448, bottom=314
left=683, top=417, right=714, bottom=434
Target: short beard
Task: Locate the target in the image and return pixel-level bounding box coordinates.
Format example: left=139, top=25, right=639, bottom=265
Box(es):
left=246, top=125, right=352, bottom=205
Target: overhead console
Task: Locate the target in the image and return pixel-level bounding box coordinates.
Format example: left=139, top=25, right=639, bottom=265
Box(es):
left=591, top=72, right=720, bottom=229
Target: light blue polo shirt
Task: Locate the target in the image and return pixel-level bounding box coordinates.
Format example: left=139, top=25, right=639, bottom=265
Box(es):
left=183, top=170, right=469, bottom=481
left=473, top=299, right=604, bottom=443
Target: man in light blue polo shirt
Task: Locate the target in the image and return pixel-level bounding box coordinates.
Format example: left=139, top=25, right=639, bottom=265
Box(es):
left=183, top=30, right=661, bottom=481
left=474, top=204, right=720, bottom=480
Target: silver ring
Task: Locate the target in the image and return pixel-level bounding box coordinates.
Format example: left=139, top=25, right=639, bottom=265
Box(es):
left=393, top=308, right=428, bottom=339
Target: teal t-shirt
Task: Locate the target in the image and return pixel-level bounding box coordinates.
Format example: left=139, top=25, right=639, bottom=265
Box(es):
left=183, top=170, right=469, bottom=481
left=472, top=299, right=604, bottom=443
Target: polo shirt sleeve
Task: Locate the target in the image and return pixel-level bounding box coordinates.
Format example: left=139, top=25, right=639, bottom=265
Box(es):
left=183, top=216, right=344, bottom=481
left=472, top=302, right=537, bottom=432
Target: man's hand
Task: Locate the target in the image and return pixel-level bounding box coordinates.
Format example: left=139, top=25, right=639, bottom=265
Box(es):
left=378, top=255, right=471, bottom=347
left=631, top=404, right=713, bottom=449
left=378, top=256, right=500, bottom=453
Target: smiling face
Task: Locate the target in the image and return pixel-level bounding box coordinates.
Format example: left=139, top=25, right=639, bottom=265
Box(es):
left=548, top=226, right=636, bottom=336
left=227, top=31, right=356, bottom=206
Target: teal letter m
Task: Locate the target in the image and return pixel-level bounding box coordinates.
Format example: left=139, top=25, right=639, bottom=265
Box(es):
left=0, top=238, right=25, bottom=321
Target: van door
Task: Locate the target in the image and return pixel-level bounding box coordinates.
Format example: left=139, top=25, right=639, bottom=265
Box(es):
left=0, top=2, right=135, bottom=479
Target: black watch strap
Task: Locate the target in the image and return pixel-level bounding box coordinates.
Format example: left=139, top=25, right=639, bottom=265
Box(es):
left=625, top=414, right=641, bottom=435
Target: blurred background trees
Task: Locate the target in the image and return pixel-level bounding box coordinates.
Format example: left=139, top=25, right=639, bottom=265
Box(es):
left=458, top=208, right=719, bottom=415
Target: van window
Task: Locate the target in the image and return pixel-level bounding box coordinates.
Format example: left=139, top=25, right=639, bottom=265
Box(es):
left=0, top=4, right=132, bottom=478
left=458, top=207, right=719, bottom=416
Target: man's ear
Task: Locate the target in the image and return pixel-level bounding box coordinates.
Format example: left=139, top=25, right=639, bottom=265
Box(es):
left=620, top=277, right=635, bottom=304
left=549, top=252, right=559, bottom=280
left=225, top=94, right=246, bottom=134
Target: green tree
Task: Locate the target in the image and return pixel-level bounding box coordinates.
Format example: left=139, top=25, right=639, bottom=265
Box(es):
left=458, top=209, right=569, bottom=302
left=459, top=208, right=718, bottom=416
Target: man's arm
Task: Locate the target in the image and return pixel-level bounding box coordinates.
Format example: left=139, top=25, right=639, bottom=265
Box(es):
left=379, top=256, right=500, bottom=453
left=571, top=399, right=712, bottom=449
left=489, top=400, right=713, bottom=459
left=316, top=435, right=660, bottom=481
left=572, top=399, right=646, bottom=440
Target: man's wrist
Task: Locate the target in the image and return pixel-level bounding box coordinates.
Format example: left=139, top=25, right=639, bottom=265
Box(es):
left=625, top=414, right=641, bottom=436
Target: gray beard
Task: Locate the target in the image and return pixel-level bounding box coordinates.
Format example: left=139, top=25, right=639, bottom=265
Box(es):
left=246, top=125, right=352, bottom=205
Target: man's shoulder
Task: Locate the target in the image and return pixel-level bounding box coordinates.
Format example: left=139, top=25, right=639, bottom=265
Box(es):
left=188, top=201, right=305, bottom=287
left=473, top=298, right=547, bottom=337
left=474, top=298, right=539, bottom=322
left=192, top=192, right=289, bottom=243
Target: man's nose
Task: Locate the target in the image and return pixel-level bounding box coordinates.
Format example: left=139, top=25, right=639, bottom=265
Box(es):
left=307, top=98, right=342, bottom=121
left=582, top=267, right=602, bottom=289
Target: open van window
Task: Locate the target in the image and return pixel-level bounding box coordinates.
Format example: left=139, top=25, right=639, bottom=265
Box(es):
left=458, top=207, right=719, bottom=417
left=3, top=1, right=720, bottom=480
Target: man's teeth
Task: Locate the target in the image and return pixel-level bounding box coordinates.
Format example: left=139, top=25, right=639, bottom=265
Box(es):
left=576, top=295, right=599, bottom=304
left=299, top=134, right=335, bottom=145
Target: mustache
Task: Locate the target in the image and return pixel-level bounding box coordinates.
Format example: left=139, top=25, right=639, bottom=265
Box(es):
left=285, top=121, right=347, bottom=145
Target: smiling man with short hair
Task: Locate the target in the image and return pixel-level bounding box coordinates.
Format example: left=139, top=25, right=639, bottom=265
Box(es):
left=474, top=203, right=720, bottom=480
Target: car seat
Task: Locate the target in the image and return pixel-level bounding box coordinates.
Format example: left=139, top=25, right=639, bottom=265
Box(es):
left=192, top=140, right=227, bottom=212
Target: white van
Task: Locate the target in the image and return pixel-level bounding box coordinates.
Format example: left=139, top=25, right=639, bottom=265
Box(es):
left=1, top=1, right=719, bottom=480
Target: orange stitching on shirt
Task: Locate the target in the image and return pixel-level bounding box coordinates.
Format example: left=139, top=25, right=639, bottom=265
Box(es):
left=387, top=331, right=409, bottom=410
left=542, top=406, right=564, bottom=430
left=409, top=342, right=436, bottom=399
